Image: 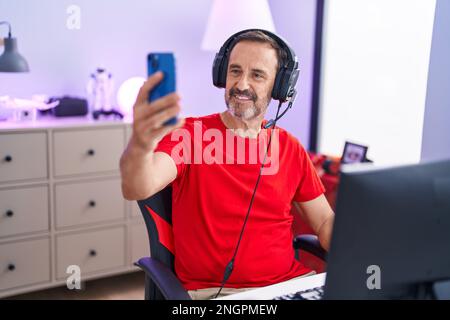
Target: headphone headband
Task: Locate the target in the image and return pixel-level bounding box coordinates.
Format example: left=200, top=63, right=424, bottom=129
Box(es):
left=212, top=28, right=299, bottom=102
left=220, top=29, right=296, bottom=67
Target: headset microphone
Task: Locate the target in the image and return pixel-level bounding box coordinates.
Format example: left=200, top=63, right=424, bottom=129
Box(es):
left=264, top=89, right=297, bottom=129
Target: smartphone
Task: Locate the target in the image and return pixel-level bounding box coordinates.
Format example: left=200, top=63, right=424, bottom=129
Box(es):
left=147, top=52, right=177, bottom=125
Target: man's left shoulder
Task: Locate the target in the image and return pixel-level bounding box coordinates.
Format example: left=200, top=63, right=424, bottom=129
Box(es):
left=272, top=125, right=304, bottom=150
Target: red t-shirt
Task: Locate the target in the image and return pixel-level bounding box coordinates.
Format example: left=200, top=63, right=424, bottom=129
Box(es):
left=154, top=113, right=325, bottom=290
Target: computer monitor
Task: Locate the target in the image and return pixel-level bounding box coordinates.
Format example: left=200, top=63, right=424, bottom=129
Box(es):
left=323, top=159, right=450, bottom=299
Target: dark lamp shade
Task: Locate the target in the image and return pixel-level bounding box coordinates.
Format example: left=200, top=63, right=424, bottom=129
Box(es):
left=0, top=37, right=29, bottom=72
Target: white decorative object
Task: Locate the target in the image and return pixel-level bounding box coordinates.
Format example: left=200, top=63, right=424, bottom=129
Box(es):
left=0, top=95, right=59, bottom=122
left=86, top=67, right=115, bottom=112
left=116, top=77, right=146, bottom=116
left=201, top=0, right=276, bottom=51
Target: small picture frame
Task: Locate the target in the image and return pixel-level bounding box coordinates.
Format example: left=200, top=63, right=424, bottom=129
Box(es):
left=341, top=141, right=368, bottom=164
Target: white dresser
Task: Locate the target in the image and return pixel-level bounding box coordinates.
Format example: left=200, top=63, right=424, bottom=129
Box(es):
left=0, top=117, right=149, bottom=298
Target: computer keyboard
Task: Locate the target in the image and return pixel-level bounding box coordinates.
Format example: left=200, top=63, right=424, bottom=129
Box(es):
left=272, top=286, right=324, bottom=300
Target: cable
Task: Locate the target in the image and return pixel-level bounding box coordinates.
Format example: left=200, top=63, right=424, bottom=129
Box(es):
left=214, top=101, right=284, bottom=299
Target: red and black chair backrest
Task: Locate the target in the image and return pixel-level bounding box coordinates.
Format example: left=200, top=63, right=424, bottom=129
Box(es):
left=136, top=186, right=176, bottom=299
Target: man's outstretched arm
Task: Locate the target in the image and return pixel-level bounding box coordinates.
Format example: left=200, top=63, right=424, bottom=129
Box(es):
left=120, top=72, right=184, bottom=200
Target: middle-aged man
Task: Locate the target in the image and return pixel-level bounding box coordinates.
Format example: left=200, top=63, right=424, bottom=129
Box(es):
left=120, top=30, right=335, bottom=300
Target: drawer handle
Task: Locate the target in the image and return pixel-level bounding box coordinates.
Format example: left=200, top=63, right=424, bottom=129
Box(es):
left=87, top=149, right=95, bottom=156
left=89, top=249, right=97, bottom=257
left=89, top=200, right=96, bottom=207
left=5, top=210, right=14, bottom=217
left=4, top=155, right=13, bottom=162
left=7, top=263, right=15, bottom=271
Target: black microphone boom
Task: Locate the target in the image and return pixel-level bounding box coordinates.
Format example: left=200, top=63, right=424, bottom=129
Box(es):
left=264, top=89, right=297, bottom=129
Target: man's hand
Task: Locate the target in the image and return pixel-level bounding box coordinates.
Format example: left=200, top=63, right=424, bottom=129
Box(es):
left=293, top=195, right=335, bottom=251
left=131, top=71, right=185, bottom=155
left=120, top=72, right=184, bottom=201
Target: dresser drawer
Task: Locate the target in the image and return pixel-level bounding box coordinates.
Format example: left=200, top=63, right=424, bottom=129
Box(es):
left=0, top=185, right=49, bottom=238
left=0, top=238, right=50, bottom=291
left=53, top=128, right=124, bottom=177
left=0, top=132, right=47, bottom=183
left=56, top=227, right=125, bottom=279
left=130, top=223, right=150, bottom=265
left=55, top=178, right=125, bottom=229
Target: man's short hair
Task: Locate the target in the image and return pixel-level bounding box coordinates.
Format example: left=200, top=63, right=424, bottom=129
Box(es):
left=231, top=30, right=288, bottom=70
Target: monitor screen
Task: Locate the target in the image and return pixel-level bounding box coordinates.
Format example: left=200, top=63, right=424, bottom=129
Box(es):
left=324, top=159, right=450, bottom=299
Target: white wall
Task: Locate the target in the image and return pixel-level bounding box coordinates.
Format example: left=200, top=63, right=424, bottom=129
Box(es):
left=421, top=0, right=450, bottom=162
left=317, top=0, right=436, bottom=165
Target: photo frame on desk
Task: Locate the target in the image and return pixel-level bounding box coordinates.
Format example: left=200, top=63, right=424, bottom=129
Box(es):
left=341, top=141, right=369, bottom=164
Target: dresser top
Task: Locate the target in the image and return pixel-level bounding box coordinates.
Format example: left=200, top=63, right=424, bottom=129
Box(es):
left=0, top=116, right=133, bottom=132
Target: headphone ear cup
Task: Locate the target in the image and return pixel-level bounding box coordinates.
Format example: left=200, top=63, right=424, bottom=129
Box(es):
left=218, top=58, right=228, bottom=88
left=271, top=70, right=282, bottom=100
left=212, top=53, right=224, bottom=88
left=278, top=68, right=300, bottom=102
left=272, top=67, right=288, bottom=101
left=279, top=68, right=292, bottom=102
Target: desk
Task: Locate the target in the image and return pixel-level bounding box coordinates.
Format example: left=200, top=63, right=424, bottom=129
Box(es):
left=215, top=273, right=327, bottom=300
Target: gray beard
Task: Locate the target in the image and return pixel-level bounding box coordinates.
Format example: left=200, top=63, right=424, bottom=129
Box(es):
left=226, top=102, right=260, bottom=120
left=224, top=90, right=272, bottom=121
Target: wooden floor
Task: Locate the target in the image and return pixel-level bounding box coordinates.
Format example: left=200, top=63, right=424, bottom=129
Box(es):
left=6, top=271, right=146, bottom=300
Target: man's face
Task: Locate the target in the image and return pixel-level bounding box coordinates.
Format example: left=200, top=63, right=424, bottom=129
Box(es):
left=224, top=41, right=278, bottom=121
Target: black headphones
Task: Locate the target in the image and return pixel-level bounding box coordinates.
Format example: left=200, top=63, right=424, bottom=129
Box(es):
left=212, top=28, right=300, bottom=102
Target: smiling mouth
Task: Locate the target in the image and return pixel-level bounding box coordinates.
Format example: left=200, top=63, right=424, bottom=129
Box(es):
left=233, top=94, right=253, bottom=101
